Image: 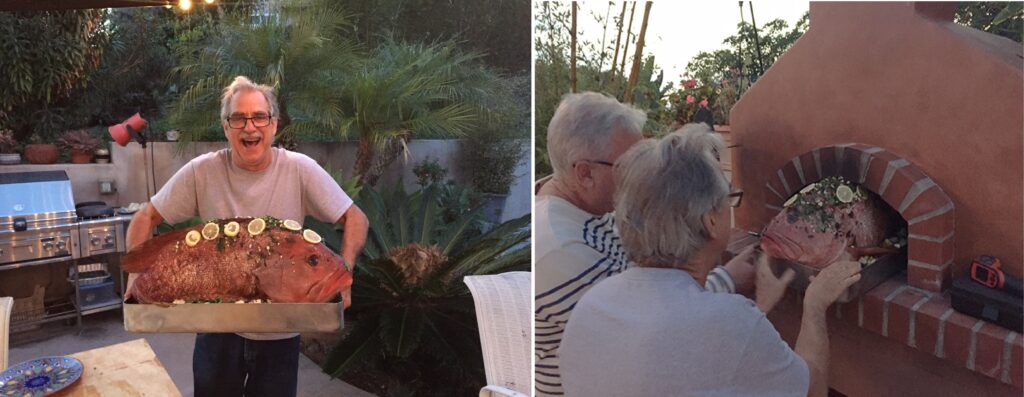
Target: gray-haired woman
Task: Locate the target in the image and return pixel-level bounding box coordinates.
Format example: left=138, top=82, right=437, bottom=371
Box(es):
left=559, top=128, right=861, bottom=397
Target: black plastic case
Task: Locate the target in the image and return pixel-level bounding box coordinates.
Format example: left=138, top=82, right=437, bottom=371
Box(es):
left=950, top=276, right=1023, bottom=333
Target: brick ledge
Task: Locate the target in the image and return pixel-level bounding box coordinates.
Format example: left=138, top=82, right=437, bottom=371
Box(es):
left=727, top=229, right=1022, bottom=388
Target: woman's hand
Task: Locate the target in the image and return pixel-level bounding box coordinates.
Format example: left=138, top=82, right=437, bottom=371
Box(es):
left=755, top=251, right=796, bottom=313
left=804, top=260, right=862, bottom=313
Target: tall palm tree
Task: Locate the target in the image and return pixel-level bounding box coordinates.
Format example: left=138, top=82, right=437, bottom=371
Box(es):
left=338, top=38, right=514, bottom=185
left=168, top=1, right=359, bottom=145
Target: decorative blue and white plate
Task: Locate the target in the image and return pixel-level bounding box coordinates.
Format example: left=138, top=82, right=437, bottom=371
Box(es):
left=0, top=356, right=83, bottom=396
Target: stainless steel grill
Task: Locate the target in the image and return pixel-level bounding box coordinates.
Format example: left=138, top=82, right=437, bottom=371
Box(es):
left=1, top=170, right=133, bottom=337
left=0, top=171, right=80, bottom=267
left=0, top=171, right=131, bottom=268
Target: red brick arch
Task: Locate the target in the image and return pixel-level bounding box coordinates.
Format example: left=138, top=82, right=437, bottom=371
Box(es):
left=763, top=143, right=955, bottom=292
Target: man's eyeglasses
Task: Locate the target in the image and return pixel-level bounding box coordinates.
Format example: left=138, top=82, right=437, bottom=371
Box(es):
left=576, top=159, right=615, bottom=167
left=226, top=114, right=273, bottom=129
left=728, top=190, right=743, bottom=208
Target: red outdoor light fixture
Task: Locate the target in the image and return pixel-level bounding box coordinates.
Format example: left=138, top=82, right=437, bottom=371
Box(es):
left=108, top=112, right=148, bottom=147
left=108, top=112, right=155, bottom=199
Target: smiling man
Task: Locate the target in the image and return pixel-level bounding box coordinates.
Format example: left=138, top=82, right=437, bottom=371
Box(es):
left=125, top=76, right=369, bottom=397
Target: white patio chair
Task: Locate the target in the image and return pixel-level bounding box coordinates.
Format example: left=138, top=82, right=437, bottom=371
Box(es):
left=0, top=296, right=12, bottom=370
left=464, top=272, right=531, bottom=397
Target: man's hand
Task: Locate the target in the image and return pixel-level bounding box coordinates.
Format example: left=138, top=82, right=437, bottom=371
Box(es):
left=124, top=203, right=164, bottom=299
left=755, top=251, right=796, bottom=313
left=804, top=260, right=862, bottom=313
left=722, top=245, right=757, bottom=294
left=341, top=288, right=352, bottom=309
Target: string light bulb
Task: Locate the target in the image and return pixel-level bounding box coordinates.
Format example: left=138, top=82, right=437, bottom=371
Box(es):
left=204, top=0, right=215, bottom=4
left=179, top=0, right=192, bottom=11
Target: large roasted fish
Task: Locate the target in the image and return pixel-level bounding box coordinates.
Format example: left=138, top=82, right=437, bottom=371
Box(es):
left=123, top=217, right=352, bottom=304
left=759, top=177, right=901, bottom=269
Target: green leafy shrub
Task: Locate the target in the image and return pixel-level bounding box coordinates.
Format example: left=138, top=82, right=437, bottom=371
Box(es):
left=320, top=183, right=530, bottom=396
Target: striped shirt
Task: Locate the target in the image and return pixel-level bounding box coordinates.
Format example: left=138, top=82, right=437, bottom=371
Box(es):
left=534, top=196, right=735, bottom=396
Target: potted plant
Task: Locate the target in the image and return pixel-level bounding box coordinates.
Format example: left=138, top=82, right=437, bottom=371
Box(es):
left=0, top=129, right=21, bottom=165
left=461, top=134, right=525, bottom=223
left=24, top=133, right=59, bottom=164
left=59, top=129, right=100, bottom=164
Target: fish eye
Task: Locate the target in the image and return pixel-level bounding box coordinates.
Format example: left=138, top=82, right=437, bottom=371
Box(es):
left=306, top=254, right=319, bottom=267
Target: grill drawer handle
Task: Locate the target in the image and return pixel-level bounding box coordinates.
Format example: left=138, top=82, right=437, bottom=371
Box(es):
left=13, top=217, right=27, bottom=232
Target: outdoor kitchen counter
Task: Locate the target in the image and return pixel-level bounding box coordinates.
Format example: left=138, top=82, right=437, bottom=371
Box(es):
left=53, top=338, right=180, bottom=396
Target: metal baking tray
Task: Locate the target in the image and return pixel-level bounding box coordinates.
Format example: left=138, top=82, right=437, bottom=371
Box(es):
left=769, top=253, right=906, bottom=303
left=123, top=298, right=344, bottom=333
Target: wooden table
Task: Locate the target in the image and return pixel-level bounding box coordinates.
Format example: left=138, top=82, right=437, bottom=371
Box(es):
left=54, top=338, right=181, bottom=397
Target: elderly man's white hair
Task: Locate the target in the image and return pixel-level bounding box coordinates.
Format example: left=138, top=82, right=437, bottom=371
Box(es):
left=613, top=124, right=729, bottom=265
left=546, top=92, right=646, bottom=175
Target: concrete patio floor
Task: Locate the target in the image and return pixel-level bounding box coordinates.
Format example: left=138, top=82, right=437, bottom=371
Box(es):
left=8, top=310, right=375, bottom=397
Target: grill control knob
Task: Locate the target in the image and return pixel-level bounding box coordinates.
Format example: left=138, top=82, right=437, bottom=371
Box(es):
left=43, top=242, right=54, bottom=251
left=104, top=235, right=114, bottom=245
left=91, top=237, right=102, bottom=246
left=57, top=241, right=67, bottom=251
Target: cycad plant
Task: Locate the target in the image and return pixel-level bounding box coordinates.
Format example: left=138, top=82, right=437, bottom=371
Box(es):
left=320, top=184, right=530, bottom=395
left=339, top=38, right=515, bottom=185
left=168, top=0, right=359, bottom=145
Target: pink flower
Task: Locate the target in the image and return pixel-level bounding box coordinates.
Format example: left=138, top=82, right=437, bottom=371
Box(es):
left=686, top=95, right=695, bottom=104
left=699, top=97, right=709, bottom=107
left=683, top=79, right=698, bottom=89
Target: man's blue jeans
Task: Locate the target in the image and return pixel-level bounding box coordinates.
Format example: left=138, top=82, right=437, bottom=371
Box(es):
left=193, top=333, right=300, bottom=397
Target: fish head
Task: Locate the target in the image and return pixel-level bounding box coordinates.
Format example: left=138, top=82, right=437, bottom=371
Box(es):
left=253, top=234, right=354, bottom=303
left=759, top=206, right=849, bottom=268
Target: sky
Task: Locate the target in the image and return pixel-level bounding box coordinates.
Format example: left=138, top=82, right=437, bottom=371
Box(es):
left=568, top=1, right=810, bottom=85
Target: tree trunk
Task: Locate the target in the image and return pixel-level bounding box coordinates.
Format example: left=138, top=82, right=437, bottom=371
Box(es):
left=624, top=2, right=652, bottom=104
left=597, top=2, right=612, bottom=78
left=570, top=2, right=577, bottom=93
left=619, top=2, right=636, bottom=85
left=609, top=2, right=627, bottom=81
left=354, top=135, right=375, bottom=183
left=362, top=131, right=411, bottom=186
left=274, top=97, right=298, bottom=150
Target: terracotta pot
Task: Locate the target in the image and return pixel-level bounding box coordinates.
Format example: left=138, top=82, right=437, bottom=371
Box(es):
left=24, top=144, right=59, bottom=164
left=70, top=149, right=93, bottom=164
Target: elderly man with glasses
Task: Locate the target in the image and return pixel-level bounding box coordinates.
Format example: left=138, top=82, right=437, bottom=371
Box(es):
left=125, top=76, right=369, bottom=397
left=558, top=129, right=862, bottom=397
left=534, top=92, right=758, bottom=396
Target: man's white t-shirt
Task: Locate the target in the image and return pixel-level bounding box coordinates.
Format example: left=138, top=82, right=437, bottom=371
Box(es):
left=560, top=267, right=810, bottom=397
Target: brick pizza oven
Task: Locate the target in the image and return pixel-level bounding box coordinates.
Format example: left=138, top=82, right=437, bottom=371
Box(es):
left=728, top=2, right=1022, bottom=396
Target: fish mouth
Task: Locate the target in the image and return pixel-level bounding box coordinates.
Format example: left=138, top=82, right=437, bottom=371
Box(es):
left=760, top=233, right=802, bottom=261
left=304, top=266, right=352, bottom=303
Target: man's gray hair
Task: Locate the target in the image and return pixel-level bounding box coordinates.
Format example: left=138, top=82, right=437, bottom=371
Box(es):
left=546, top=92, right=645, bottom=175
left=220, top=76, right=279, bottom=121
left=613, top=124, right=729, bottom=266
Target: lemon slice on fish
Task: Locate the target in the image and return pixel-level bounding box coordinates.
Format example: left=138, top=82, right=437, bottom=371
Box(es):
left=201, top=222, right=219, bottom=240
left=783, top=194, right=799, bottom=208
left=282, top=219, right=302, bottom=231
left=223, top=221, right=240, bottom=237
left=302, top=229, right=322, bottom=244
left=836, top=185, right=855, bottom=203
left=185, top=230, right=202, bottom=247
left=799, top=183, right=817, bottom=194
left=248, top=218, right=266, bottom=236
